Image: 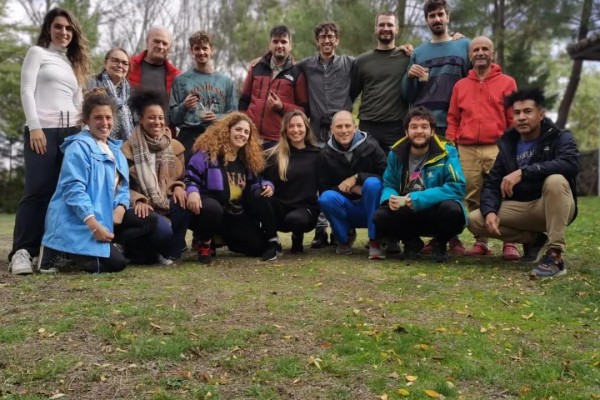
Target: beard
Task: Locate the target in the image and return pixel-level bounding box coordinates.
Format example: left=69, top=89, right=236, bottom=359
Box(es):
left=429, top=23, right=445, bottom=35
left=378, top=33, right=395, bottom=45
left=410, top=137, right=431, bottom=149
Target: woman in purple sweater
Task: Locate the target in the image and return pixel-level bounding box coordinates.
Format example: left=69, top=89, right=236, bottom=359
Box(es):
left=185, top=112, right=277, bottom=264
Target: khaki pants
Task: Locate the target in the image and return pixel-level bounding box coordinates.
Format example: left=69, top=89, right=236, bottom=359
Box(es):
left=468, top=175, right=576, bottom=252
left=458, top=144, right=499, bottom=243
left=458, top=144, right=499, bottom=212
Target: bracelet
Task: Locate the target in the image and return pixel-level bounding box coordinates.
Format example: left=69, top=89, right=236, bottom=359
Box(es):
left=91, top=228, right=98, bottom=234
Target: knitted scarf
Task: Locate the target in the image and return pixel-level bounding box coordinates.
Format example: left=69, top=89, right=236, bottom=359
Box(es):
left=101, top=71, right=134, bottom=140
left=129, top=125, right=177, bottom=212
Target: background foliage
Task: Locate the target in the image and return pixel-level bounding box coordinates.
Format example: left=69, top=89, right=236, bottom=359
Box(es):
left=0, top=0, right=598, bottom=210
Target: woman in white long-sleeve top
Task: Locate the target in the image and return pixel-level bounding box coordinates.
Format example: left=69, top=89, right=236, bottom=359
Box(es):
left=9, top=7, right=91, bottom=275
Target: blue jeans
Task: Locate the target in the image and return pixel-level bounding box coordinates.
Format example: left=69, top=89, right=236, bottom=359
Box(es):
left=318, top=177, right=383, bottom=244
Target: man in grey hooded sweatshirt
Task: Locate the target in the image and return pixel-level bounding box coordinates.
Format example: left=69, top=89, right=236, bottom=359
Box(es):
left=316, top=111, right=387, bottom=259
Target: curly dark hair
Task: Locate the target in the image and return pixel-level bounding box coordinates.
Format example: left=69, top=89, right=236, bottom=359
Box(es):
left=128, top=89, right=167, bottom=116
left=403, top=106, right=437, bottom=132
left=192, top=112, right=265, bottom=174
left=504, top=88, right=546, bottom=109
left=81, top=88, right=116, bottom=123
left=314, top=22, right=339, bottom=39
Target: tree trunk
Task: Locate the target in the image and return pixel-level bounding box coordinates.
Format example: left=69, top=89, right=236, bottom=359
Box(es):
left=556, top=0, right=593, bottom=128
left=493, top=0, right=505, bottom=68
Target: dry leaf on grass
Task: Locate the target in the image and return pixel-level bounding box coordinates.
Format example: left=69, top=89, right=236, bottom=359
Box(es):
left=424, top=389, right=442, bottom=398
left=398, top=388, right=410, bottom=396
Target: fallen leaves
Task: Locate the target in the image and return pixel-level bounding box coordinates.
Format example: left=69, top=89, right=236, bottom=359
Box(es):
left=521, top=312, right=534, bottom=320
left=424, top=389, right=442, bottom=398
left=307, top=356, right=322, bottom=370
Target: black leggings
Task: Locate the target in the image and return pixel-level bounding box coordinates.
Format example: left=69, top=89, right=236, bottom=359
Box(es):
left=10, top=126, right=79, bottom=260
left=267, top=197, right=319, bottom=235
left=373, top=200, right=465, bottom=244
left=189, top=195, right=276, bottom=256
left=69, top=244, right=127, bottom=273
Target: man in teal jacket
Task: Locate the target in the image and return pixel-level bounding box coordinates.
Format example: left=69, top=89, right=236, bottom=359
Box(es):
left=373, top=106, right=467, bottom=262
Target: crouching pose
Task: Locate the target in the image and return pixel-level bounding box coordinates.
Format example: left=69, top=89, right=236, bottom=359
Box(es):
left=122, top=89, right=191, bottom=265
left=185, top=112, right=277, bottom=263
left=317, top=110, right=387, bottom=258
left=373, top=107, right=467, bottom=262
left=468, top=88, right=579, bottom=277
left=40, top=89, right=158, bottom=273
left=264, top=110, right=320, bottom=254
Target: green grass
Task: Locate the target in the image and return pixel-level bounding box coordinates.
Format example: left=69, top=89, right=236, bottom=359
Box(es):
left=0, top=197, right=599, bottom=399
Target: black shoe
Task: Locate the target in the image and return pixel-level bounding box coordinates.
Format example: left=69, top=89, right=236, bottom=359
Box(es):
left=262, top=241, right=283, bottom=261
left=521, top=233, right=548, bottom=263
left=311, top=230, right=329, bottom=249
left=291, top=233, right=304, bottom=254
left=197, top=242, right=212, bottom=264
left=401, top=237, right=424, bottom=260
left=433, top=240, right=449, bottom=263
left=329, top=233, right=339, bottom=247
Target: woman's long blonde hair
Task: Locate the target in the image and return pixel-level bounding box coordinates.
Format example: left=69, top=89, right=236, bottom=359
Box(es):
left=266, top=110, right=316, bottom=181
left=192, top=112, right=265, bottom=174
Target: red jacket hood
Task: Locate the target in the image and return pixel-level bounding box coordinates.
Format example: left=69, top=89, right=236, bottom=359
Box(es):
left=466, top=63, right=504, bottom=82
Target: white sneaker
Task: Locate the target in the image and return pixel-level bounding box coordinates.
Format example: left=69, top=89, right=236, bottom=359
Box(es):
left=157, top=255, right=174, bottom=266
left=9, top=249, right=34, bottom=275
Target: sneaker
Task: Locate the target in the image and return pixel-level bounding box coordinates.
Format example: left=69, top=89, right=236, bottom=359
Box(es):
left=8, top=249, right=33, bottom=275
left=448, top=236, right=466, bottom=255
left=466, top=241, right=492, bottom=256
left=336, top=229, right=356, bottom=254
left=38, top=245, right=61, bottom=274
left=262, top=241, right=283, bottom=261
left=421, top=239, right=434, bottom=254
left=401, top=237, right=424, bottom=260
left=521, top=233, right=547, bottom=263
left=433, top=240, right=449, bottom=263
left=530, top=249, right=567, bottom=278
left=385, top=239, right=401, bottom=254
left=157, top=255, right=174, bottom=266
left=502, top=243, right=521, bottom=261
left=291, top=233, right=304, bottom=254
left=310, top=230, right=329, bottom=249
left=197, top=242, right=212, bottom=264
left=368, top=240, right=386, bottom=260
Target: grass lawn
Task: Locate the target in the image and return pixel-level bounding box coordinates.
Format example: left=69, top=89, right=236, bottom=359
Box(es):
left=0, top=198, right=598, bottom=400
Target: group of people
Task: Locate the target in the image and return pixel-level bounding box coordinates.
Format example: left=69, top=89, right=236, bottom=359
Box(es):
left=8, top=0, right=579, bottom=279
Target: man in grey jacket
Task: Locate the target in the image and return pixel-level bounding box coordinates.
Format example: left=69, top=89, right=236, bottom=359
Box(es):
left=298, top=22, right=354, bottom=248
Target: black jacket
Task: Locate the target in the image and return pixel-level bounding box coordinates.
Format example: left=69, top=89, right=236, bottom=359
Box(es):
left=317, top=130, right=387, bottom=200
left=480, top=118, right=579, bottom=221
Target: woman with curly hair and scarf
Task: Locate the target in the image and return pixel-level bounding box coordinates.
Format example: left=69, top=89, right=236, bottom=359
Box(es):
left=184, top=112, right=278, bottom=264
left=122, top=89, right=191, bottom=265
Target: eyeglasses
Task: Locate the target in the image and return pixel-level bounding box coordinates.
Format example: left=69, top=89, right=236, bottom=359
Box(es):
left=109, top=57, right=129, bottom=67
left=318, top=34, right=337, bottom=41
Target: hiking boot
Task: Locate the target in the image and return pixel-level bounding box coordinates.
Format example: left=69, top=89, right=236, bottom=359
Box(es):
left=448, top=236, right=466, bottom=255
left=291, top=233, right=304, bottom=254
left=262, top=241, right=283, bottom=261
left=385, top=239, right=401, bottom=254
left=9, top=249, right=33, bottom=275
left=197, top=242, right=212, bottom=264
left=433, top=240, right=449, bottom=263
left=402, top=237, right=424, bottom=260
left=530, top=249, right=566, bottom=278
left=368, top=240, right=386, bottom=260
left=502, top=242, right=521, bottom=261
left=191, top=235, right=200, bottom=252
left=310, top=229, right=329, bottom=248
left=329, top=233, right=339, bottom=247
left=521, top=233, right=547, bottom=263
left=466, top=241, right=492, bottom=256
